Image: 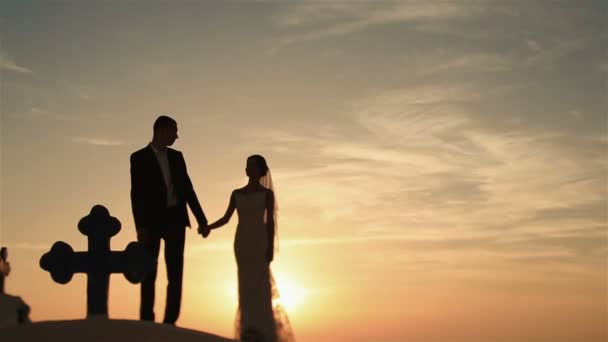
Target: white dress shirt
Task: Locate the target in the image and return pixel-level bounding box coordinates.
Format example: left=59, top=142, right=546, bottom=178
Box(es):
left=149, top=143, right=179, bottom=208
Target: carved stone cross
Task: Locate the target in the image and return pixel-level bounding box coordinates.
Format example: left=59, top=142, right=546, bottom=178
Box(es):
left=40, top=205, right=154, bottom=317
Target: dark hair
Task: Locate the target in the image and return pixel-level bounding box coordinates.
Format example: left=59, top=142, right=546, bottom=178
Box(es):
left=0, top=247, right=6, bottom=260
left=153, top=115, right=177, bottom=132
left=248, top=154, right=269, bottom=175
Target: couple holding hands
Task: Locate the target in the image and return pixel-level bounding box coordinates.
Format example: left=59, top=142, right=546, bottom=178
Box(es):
left=130, top=115, right=294, bottom=342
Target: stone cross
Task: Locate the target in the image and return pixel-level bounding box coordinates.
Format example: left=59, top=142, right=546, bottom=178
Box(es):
left=40, top=205, right=154, bottom=317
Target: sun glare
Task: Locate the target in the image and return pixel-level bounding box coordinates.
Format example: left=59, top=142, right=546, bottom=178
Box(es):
left=274, top=273, right=308, bottom=313
left=224, top=273, right=308, bottom=314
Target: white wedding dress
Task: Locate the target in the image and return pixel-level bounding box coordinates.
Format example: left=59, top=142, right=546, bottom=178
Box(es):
left=233, top=190, right=295, bottom=342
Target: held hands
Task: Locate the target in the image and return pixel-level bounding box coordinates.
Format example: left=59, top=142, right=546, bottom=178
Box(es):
left=198, top=224, right=211, bottom=238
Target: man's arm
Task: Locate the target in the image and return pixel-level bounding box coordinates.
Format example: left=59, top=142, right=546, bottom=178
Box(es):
left=180, top=152, right=207, bottom=226
left=130, top=153, right=146, bottom=230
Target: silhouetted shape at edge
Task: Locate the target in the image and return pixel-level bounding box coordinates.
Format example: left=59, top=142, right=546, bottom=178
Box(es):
left=1, top=246, right=31, bottom=324
left=0, top=247, right=8, bottom=294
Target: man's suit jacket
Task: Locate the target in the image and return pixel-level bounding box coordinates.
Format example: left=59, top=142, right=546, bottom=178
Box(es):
left=130, top=145, right=206, bottom=231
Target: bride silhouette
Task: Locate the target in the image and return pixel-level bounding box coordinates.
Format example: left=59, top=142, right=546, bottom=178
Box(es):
left=202, top=155, right=295, bottom=342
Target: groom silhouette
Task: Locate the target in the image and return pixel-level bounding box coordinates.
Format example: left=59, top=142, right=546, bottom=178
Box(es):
left=130, top=115, right=207, bottom=324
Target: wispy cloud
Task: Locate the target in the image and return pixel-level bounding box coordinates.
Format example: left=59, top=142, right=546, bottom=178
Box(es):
left=273, top=1, right=477, bottom=49
left=272, top=0, right=607, bottom=81
left=524, top=34, right=607, bottom=67
left=9, top=242, right=49, bottom=251
left=70, top=136, right=125, bottom=146
left=238, top=80, right=606, bottom=268
left=404, top=51, right=514, bottom=76
left=27, top=107, right=74, bottom=121
left=73, top=87, right=93, bottom=101
left=0, top=51, right=32, bottom=74
left=188, top=230, right=605, bottom=274
left=277, top=1, right=473, bottom=29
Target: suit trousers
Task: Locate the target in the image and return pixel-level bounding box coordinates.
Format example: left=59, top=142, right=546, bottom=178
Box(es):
left=137, top=207, right=186, bottom=324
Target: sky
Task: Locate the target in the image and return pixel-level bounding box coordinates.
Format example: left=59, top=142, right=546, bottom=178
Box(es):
left=1, top=1, right=606, bottom=341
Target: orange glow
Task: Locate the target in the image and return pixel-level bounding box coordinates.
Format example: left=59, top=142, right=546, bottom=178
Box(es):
left=273, top=272, right=309, bottom=314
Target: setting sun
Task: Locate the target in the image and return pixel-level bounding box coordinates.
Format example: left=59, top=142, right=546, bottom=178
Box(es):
left=273, top=273, right=308, bottom=314
left=223, top=272, right=308, bottom=314
left=1, top=1, right=606, bottom=341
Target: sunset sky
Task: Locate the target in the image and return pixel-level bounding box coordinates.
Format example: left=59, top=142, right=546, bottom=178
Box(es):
left=1, top=1, right=606, bottom=341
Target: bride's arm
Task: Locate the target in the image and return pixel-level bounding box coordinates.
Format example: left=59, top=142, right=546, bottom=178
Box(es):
left=207, top=191, right=237, bottom=230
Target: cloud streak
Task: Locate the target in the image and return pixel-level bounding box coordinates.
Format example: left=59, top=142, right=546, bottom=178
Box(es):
left=1, top=52, right=32, bottom=73
left=240, top=79, right=606, bottom=271
left=9, top=242, right=49, bottom=251
left=273, top=1, right=476, bottom=48
left=70, top=136, right=125, bottom=146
